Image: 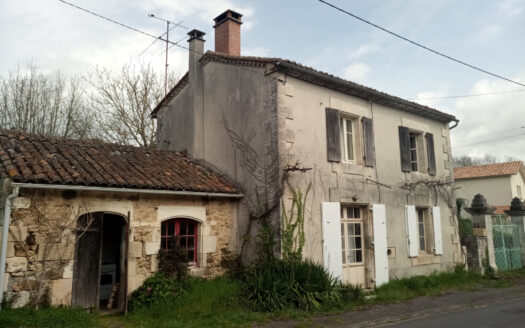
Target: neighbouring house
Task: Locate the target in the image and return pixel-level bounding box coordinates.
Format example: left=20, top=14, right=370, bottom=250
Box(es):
left=0, top=131, right=241, bottom=309
left=454, top=161, right=525, bottom=214
left=152, top=10, right=463, bottom=289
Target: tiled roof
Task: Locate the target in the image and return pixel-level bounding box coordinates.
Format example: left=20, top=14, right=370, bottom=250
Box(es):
left=0, top=130, right=238, bottom=194
left=189, top=51, right=457, bottom=123
left=492, top=205, right=510, bottom=215
left=454, top=161, right=523, bottom=180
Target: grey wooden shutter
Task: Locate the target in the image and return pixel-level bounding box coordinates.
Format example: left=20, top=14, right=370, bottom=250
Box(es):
left=362, top=117, right=376, bottom=167
left=426, top=133, right=436, bottom=175
left=398, top=126, right=411, bottom=172
left=326, top=108, right=341, bottom=162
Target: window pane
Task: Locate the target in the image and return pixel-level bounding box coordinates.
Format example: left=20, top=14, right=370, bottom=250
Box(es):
left=420, top=237, right=425, bottom=251
left=167, top=222, right=174, bottom=235
left=341, top=208, right=345, bottom=218
left=419, top=223, right=425, bottom=237
left=348, top=236, right=356, bottom=249
left=346, top=132, right=354, bottom=160
left=180, top=221, right=187, bottom=235
left=354, top=223, right=361, bottom=236
left=161, top=223, right=166, bottom=236
left=180, top=236, right=187, bottom=248
left=188, top=223, right=195, bottom=235
left=356, top=237, right=362, bottom=249
left=354, top=208, right=360, bottom=218
left=346, top=120, right=353, bottom=133
left=348, top=250, right=356, bottom=263
left=161, top=236, right=167, bottom=250
left=347, top=208, right=354, bottom=219
left=410, top=135, right=416, bottom=148
left=347, top=223, right=355, bottom=236
left=341, top=223, right=345, bottom=236
left=341, top=236, right=345, bottom=250
left=188, top=237, right=194, bottom=248
left=342, top=250, right=346, bottom=264
left=410, top=149, right=417, bottom=161
left=356, top=250, right=362, bottom=262
left=412, top=162, right=418, bottom=171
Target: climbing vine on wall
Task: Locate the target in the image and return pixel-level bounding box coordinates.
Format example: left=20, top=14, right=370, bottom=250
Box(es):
left=281, top=183, right=311, bottom=261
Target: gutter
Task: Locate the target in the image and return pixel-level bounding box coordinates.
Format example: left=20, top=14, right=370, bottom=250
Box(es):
left=0, top=186, right=19, bottom=309
left=10, top=183, right=244, bottom=198
left=449, top=119, right=460, bottom=130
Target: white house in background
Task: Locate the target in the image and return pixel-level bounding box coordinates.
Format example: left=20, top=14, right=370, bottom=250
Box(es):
left=454, top=161, right=525, bottom=210
left=152, top=9, right=463, bottom=288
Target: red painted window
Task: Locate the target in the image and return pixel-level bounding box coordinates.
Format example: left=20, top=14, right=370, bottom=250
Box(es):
left=161, top=218, right=198, bottom=264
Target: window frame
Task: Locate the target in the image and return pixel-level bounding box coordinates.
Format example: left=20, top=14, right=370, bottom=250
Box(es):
left=341, top=116, right=357, bottom=163
left=409, top=132, right=419, bottom=172
left=340, top=206, right=364, bottom=266
left=416, top=207, right=434, bottom=255
left=160, top=218, right=198, bottom=266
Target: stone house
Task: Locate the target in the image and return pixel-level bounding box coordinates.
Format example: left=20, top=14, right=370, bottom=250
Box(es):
left=0, top=131, right=241, bottom=309
left=454, top=161, right=525, bottom=213
left=152, top=10, right=464, bottom=288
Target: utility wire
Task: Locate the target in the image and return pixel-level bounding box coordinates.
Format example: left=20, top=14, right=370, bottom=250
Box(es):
left=455, top=132, right=525, bottom=149
left=317, top=0, right=525, bottom=88
left=454, top=126, right=525, bottom=144
left=410, top=88, right=525, bottom=101
left=57, top=0, right=281, bottom=83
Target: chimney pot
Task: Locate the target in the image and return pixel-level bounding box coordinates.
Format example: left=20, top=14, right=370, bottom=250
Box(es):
left=213, top=9, right=242, bottom=56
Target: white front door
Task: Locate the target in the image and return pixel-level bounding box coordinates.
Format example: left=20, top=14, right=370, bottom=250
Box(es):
left=341, top=206, right=366, bottom=287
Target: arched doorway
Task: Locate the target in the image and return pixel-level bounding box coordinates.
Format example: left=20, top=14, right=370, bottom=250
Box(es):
left=71, top=212, right=127, bottom=311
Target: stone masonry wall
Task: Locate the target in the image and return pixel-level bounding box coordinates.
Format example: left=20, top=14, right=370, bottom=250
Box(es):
left=1, top=188, right=238, bottom=308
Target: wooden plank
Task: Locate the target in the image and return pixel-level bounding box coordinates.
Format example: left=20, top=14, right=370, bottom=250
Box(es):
left=325, top=108, right=341, bottom=162
left=398, top=126, right=412, bottom=172
left=362, top=117, right=376, bottom=167
left=72, top=213, right=103, bottom=309
left=426, top=133, right=436, bottom=175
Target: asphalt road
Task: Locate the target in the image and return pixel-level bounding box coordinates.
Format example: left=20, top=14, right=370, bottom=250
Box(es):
left=380, top=297, right=525, bottom=328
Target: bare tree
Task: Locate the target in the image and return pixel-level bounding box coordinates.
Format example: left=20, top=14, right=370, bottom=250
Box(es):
left=88, top=63, right=177, bottom=148
left=0, top=63, right=95, bottom=138
left=453, top=154, right=523, bottom=167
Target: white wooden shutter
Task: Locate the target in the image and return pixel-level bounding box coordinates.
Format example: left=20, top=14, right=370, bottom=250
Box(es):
left=321, top=202, right=343, bottom=281
left=405, top=205, right=418, bottom=257
left=432, top=206, right=443, bottom=255
left=372, top=204, right=389, bottom=286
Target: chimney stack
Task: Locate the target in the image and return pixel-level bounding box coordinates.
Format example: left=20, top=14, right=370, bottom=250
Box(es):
left=187, top=29, right=205, bottom=83
left=213, top=9, right=242, bottom=56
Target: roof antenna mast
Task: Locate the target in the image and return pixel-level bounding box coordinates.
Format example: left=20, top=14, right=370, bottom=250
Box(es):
left=148, top=14, right=174, bottom=100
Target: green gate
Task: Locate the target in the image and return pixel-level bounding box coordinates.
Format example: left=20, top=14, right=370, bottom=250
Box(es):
left=492, top=215, right=521, bottom=271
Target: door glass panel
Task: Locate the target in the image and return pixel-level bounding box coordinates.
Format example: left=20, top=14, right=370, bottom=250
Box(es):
left=356, top=250, right=362, bottom=262
left=356, top=236, right=362, bottom=249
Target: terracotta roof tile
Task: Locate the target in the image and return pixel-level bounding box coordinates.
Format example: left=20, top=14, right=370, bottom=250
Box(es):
left=149, top=51, right=457, bottom=123
left=454, top=161, right=523, bottom=180
left=0, top=130, right=238, bottom=194
left=492, top=205, right=510, bottom=215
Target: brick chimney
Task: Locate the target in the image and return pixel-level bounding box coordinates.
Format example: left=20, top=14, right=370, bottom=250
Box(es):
left=213, top=9, right=242, bottom=55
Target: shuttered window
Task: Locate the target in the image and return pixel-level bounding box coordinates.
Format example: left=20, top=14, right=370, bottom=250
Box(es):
left=325, top=108, right=341, bottom=162
left=425, top=133, right=436, bottom=175
left=362, top=117, right=376, bottom=167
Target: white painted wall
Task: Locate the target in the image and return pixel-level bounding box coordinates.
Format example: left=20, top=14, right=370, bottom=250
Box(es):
left=455, top=176, right=513, bottom=206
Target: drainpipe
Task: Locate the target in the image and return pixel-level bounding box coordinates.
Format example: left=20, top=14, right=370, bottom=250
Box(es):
left=0, top=186, right=19, bottom=309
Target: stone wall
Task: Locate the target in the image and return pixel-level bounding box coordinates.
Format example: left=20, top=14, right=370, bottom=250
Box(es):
left=1, top=188, right=238, bottom=307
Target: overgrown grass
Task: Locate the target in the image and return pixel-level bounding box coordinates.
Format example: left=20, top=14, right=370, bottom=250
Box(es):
left=5, top=268, right=525, bottom=328
left=0, top=307, right=103, bottom=328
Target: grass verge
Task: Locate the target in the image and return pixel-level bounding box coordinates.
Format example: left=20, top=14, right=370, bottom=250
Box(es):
left=3, top=268, right=525, bottom=328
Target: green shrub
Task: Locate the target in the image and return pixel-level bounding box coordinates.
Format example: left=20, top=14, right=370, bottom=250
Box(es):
left=128, top=272, right=184, bottom=310
left=157, top=237, right=189, bottom=280
left=242, top=259, right=346, bottom=311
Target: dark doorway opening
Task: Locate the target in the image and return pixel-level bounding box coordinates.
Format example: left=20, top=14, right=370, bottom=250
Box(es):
left=71, top=212, right=128, bottom=312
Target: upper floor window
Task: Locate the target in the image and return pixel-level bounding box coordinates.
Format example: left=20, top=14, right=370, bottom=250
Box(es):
left=341, top=117, right=356, bottom=162
left=161, top=218, right=198, bottom=264
left=409, top=133, right=419, bottom=171
left=399, top=126, right=436, bottom=175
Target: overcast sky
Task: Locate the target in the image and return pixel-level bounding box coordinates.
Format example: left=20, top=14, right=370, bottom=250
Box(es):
left=1, top=0, right=524, bottom=161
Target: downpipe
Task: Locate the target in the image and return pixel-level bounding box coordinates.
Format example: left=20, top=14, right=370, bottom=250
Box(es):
left=0, top=186, right=19, bottom=309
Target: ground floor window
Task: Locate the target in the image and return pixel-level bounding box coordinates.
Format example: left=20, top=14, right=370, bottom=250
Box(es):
left=161, top=218, right=198, bottom=264
left=341, top=206, right=363, bottom=265
left=417, top=207, right=433, bottom=254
